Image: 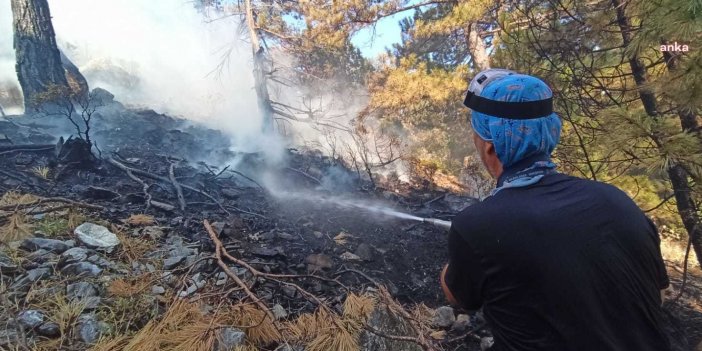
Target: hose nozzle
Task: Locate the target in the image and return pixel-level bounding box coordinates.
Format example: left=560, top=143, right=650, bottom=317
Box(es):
left=422, top=218, right=452, bottom=230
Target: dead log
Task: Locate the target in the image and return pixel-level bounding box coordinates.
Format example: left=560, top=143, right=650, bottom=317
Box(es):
left=168, top=162, right=186, bottom=211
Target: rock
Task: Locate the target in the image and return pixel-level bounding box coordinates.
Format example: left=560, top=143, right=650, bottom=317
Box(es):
left=67, top=282, right=98, bottom=300
left=305, top=254, right=333, bottom=271
left=163, top=256, right=186, bottom=270
left=275, top=343, right=305, bottom=351
left=87, top=254, right=115, bottom=269
left=221, top=188, right=241, bottom=199
left=355, top=243, right=374, bottom=261
left=74, top=223, right=120, bottom=253
left=18, top=310, right=45, bottom=329
left=451, top=314, right=471, bottom=332
left=276, top=232, right=295, bottom=240
left=214, top=327, right=246, bottom=351
left=251, top=246, right=284, bottom=258
left=77, top=314, right=104, bottom=344
left=81, top=296, right=102, bottom=310
left=91, top=87, right=114, bottom=105
left=211, top=222, right=226, bottom=235
left=142, top=226, right=165, bottom=240
left=480, top=336, right=495, bottom=351
left=340, top=252, right=362, bottom=261
left=37, top=322, right=60, bottom=337
left=151, top=285, right=165, bottom=295
left=431, top=306, right=455, bottom=328
left=25, top=249, right=57, bottom=265
left=59, top=247, right=89, bottom=267
left=313, top=231, right=324, bottom=239
left=0, top=252, right=18, bottom=274
left=272, top=304, right=288, bottom=320
left=12, top=267, right=51, bottom=290
left=60, top=262, right=102, bottom=277
left=20, top=238, right=71, bottom=253
left=83, top=186, right=120, bottom=200
left=359, top=304, right=422, bottom=351
left=282, top=285, right=297, bottom=298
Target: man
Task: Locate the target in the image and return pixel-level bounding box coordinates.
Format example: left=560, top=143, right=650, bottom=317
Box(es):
left=440, top=69, right=671, bottom=351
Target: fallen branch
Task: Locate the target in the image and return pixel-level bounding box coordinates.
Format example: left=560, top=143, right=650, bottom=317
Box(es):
left=0, top=144, right=55, bottom=152
left=204, top=219, right=276, bottom=321
left=0, top=146, right=55, bottom=156
left=285, top=167, right=321, bottom=185
left=0, top=196, right=104, bottom=212
left=169, top=162, right=186, bottom=211
left=227, top=169, right=264, bottom=190
left=108, top=157, right=229, bottom=214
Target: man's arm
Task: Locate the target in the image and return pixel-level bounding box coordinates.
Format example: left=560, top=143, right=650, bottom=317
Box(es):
left=440, top=227, right=486, bottom=310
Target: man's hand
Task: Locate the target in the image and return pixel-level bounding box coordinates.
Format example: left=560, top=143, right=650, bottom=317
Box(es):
left=440, top=264, right=460, bottom=306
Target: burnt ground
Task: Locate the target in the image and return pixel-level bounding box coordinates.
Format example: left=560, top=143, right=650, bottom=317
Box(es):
left=0, top=97, right=701, bottom=350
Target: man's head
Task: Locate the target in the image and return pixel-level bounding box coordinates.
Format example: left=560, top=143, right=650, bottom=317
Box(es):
left=464, top=69, right=562, bottom=178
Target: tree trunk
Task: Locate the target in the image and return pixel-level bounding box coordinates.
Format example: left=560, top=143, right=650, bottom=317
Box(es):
left=11, top=0, right=69, bottom=111
left=612, top=0, right=702, bottom=268
left=244, top=0, right=274, bottom=132
left=467, top=23, right=490, bottom=71
left=60, top=50, right=89, bottom=101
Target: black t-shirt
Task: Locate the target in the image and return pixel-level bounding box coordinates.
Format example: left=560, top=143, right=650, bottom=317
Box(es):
left=444, top=173, right=671, bottom=351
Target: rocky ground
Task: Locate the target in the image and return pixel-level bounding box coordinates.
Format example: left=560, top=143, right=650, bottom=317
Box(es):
left=0, top=92, right=700, bottom=351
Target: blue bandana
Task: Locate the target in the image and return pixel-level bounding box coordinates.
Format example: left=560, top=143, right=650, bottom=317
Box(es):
left=469, top=74, right=562, bottom=195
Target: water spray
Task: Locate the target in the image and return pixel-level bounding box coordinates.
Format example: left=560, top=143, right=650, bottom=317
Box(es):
left=421, top=217, right=452, bottom=230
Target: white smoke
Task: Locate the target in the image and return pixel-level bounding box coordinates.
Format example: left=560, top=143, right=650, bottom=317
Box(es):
left=0, top=0, right=274, bottom=154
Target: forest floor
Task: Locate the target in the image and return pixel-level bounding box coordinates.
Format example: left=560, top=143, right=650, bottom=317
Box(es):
left=0, top=99, right=700, bottom=351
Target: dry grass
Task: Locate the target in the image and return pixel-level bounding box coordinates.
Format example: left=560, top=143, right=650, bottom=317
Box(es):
left=0, top=213, right=33, bottom=242
left=0, top=191, right=38, bottom=206
left=661, top=239, right=700, bottom=271
left=224, top=303, right=281, bottom=345
left=112, top=225, right=154, bottom=263
left=107, top=276, right=153, bottom=298
left=31, top=166, right=51, bottom=180
left=125, top=214, right=156, bottom=227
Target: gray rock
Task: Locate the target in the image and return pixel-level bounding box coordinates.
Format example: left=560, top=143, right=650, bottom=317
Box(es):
left=59, top=247, right=89, bottom=266
left=214, top=327, right=245, bottom=351
left=82, top=186, right=120, bottom=200
left=74, top=223, right=120, bottom=252
left=25, top=249, right=57, bottom=265
left=37, top=322, right=60, bottom=337
left=0, top=252, right=18, bottom=274
left=12, top=267, right=52, bottom=290
left=67, top=282, right=98, bottom=299
left=276, top=232, right=295, bottom=240
left=86, top=254, right=114, bottom=268
left=359, top=304, right=422, bottom=351
left=251, top=246, right=283, bottom=258
left=431, top=306, right=455, bottom=328
left=282, top=285, right=297, bottom=298
left=340, top=252, right=362, bottom=261
left=151, top=285, right=165, bottom=295
left=272, top=304, right=288, bottom=320
left=451, top=314, right=471, bottom=332
left=355, top=243, right=374, bottom=261
left=82, top=296, right=102, bottom=310
left=275, top=343, right=305, bottom=351
left=480, top=336, right=495, bottom=351
left=77, top=314, right=104, bottom=344
left=60, top=262, right=102, bottom=277
left=163, top=255, right=185, bottom=270
left=18, top=309, right=45, bottom=329
left=21, top=238, right=71, bottom=253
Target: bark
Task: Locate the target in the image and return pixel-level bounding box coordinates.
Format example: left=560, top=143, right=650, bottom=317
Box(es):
left=11, top=0, right=69, bottom=111
left=60, top=50, right=89, bottom=100
left=612, top=0, right=702, bottom=268
left=244, top=0, right=274, bottom=132
left=467, top=23, right=490, bottom=71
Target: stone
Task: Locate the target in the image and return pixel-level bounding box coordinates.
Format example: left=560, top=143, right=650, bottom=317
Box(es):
left=83, top=186, right=120, bottom=200
left=214, top=327, right=246, bottom=351
left=359, top=304, right=422, bottom=351
left=18, top=309, right=45, bottom=329
left=274, top=344, right=305, bottom=351
left=451, top=314, right=471, bottom=332
left=81, top=296, right=102, bottom=310
left=37, top=322, right=60, bottom=337
left=305, top=254, right=333, bottom=271
left=25, top=249, right=57, bottom=265
left=12, top=267, right=51, bottom=290
left=0, top=252, right=18, bottom=274
left=67, top=282, right=98, bottom=300
left=77, top=314, right=103, bottom=344
left=59, top=247, right=89, bottom=267
left=74, top=223, right=120, bottom=252
left=60, top=262, right=102, bottom=277
left=20, top=238, right=71, bottom=253
left=276, top=232, right=295, bottom=240
left=431, top=306, right=455, bottom=328
left=340, top=252, right=362, bottom=261
left=163, top=256, right=185, bottom=270
left=272, top=304, right=288, bottom=320
left=282, top=285, right=297, bottom=298
left=251, top=246, right=283, bottom=258
left=151, top=285, right=165, bottom=295
left=480, top=336, right=495, bottom=351
left=220, top=188, right=241, bottom=199
left=355, top=243, right=374, bottom=261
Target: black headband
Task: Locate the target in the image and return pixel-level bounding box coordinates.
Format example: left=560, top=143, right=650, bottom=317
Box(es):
left=463, top=91, right=553, bottom=120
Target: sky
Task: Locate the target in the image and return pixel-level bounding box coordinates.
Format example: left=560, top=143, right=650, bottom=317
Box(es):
left=351, top=12, right=412, bottom=58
